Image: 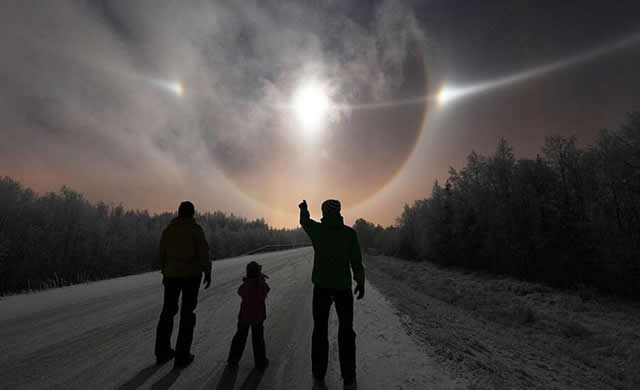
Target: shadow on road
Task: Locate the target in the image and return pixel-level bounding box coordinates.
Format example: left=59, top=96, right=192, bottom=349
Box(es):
left=214, top=365, right=239, bottom=390
left=149, top=369, right=181, bottom=390
left=118, top=364, right=162, bottom=390
left=238, top=368, right=266, bottom=390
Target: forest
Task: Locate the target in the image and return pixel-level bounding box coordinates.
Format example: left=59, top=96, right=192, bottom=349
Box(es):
left=3, top=112, right=639, bottom=298
left=0, top=179, right=307, bottom=295
left=354, top=112, right=640, bottom=298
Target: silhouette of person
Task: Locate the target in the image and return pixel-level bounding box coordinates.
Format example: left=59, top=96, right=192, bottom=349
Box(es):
left=299, top=199, right=364, bottom=390
left=226, top=261, right=270, bottom=370
left=155, top=201, right=212, bottom=369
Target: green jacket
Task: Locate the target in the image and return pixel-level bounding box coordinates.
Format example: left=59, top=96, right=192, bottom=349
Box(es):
left=158, top=216, right=211, bottom=278
left=300, top=208, right=364, bottom=289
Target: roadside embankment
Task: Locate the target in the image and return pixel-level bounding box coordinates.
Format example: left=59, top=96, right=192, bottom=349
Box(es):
left=366, top=255, right=640, bottom=389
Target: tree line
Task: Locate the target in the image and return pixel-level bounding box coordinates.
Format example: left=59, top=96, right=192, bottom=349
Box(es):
left=354, top=112, right=640, bottom=298
left=0, top=178, right=308, bottom=295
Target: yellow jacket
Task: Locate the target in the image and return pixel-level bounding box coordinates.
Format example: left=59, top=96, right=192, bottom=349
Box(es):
left=158, top=217, right=211, bottom=277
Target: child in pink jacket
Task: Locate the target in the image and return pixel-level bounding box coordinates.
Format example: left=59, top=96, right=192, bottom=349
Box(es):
left=227, top=261, right=270, bottom=369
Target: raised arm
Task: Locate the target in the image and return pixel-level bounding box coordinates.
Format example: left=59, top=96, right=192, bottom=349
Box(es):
left=299, top=200, right=319, bottom=237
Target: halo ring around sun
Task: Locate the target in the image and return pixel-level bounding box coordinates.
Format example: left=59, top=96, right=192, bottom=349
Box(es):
left=211, top=31, right=431, bottom=213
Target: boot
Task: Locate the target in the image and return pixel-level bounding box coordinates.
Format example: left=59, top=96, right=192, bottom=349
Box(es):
left=255, top=358, right=270, bottom=370
left=174, top=353, right=195, bottom=369
left=343, top=378, right=357, bottom=390
left=155, top=349, right=175, bottom=365
left=313, top=376, right=328, bottom=389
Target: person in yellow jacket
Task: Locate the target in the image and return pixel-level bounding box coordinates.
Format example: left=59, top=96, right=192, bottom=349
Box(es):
left=155, top=201, right=212, bottom=369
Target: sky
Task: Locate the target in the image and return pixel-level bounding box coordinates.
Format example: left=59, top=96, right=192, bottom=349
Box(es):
left=1, top=0, right=640, bottom=228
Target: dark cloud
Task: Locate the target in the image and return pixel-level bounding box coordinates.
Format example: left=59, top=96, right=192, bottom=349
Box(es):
left=87, top=0, right=138, bottom=43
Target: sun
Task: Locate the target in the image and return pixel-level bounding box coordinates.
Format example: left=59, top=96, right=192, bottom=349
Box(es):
left=171, top=82, right=184, bottom=97
left=292, top=81, right=330, bottom=130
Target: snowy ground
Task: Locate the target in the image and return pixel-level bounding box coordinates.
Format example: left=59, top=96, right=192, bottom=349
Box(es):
left=365, top=255, right=640, bottom=390
left=0, top=248, right=459, bottom=390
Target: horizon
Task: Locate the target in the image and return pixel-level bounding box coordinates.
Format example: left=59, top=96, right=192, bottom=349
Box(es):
left=2, top=115, right=630, bottom=231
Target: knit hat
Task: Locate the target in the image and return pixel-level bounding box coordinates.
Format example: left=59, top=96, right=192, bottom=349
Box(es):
left=178, top=201, right=195, bottom=217
left=246, top=261, right=262, bottom=278
left=321, top=199, right=341, bottom=216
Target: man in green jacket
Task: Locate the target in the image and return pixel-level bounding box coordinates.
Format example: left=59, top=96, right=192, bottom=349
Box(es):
left=155, top=201, right=212, bottom=369
left=299, top=199, right=364, bottom=390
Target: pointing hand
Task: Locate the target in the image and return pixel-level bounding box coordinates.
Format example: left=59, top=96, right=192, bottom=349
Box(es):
left=298, top=200, right=308, bottom=209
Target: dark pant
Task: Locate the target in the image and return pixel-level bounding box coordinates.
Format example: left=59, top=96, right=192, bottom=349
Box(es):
left=227, top=321, right=267, bottom=365
left=312, top=286, right=356, bottom=383
left=155, top=275, right=201, bottom=360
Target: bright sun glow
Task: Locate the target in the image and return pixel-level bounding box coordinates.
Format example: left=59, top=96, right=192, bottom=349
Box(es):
left=437, top=86, right=455, bottom=105
left=292, top=82, right=330, bottom=130
left=171, top=82, right=184, bottom=97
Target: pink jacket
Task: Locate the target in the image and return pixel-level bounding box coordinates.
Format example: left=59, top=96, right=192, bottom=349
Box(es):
left=238, top=277, right=270, bottom=324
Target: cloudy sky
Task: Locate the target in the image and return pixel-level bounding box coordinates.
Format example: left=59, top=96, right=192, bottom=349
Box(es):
left=1, top=0, right=640, bottom=227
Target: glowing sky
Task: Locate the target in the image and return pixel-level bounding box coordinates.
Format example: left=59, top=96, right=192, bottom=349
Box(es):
left=1, top=1, right=640, bottom=227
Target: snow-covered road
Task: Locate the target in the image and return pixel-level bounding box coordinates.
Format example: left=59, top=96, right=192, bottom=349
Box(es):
left=0, top=248, right=457, bottom=390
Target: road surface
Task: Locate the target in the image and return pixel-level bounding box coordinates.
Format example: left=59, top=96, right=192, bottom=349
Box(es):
left=0, top=248, right=457, bottom=389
